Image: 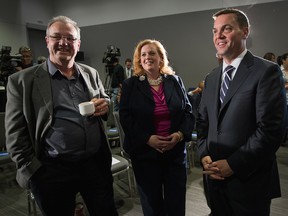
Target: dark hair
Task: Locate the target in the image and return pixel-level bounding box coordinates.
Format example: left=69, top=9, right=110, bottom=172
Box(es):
left=125, top=58, right=132, bottom=64
left=277, top=56, right=282, bottom=66
left=263, top=52, right=275, bottom=61
left=213, top=8, right=250, bottom=29
left=282, top=53, right=288, bottom=60
left=277, top=53, right=288, bottom=66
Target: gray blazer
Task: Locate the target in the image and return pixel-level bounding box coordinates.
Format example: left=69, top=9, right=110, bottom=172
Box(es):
left=5, top=61, right=110, bottom=188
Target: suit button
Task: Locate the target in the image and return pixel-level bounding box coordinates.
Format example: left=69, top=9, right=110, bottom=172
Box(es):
left=217, top=130, right=222, bottom=135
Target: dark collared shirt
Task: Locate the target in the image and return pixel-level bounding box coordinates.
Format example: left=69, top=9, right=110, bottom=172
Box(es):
left=43, top=59, right=102, bottom=161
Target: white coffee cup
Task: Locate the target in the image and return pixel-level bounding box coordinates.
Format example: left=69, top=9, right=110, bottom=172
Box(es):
left=79, top=101, right=95, bottom=116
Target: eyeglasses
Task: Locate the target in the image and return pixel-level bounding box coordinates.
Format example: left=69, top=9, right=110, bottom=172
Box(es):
left=48, top=35, right=78, bottom=43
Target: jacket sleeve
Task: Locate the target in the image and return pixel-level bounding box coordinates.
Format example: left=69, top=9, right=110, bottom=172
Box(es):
left=196, top=76, right=210, bottom=160
left=228, top=63, right=287, bottom=178
left=5, top=73, right=42, bottom=188
left=172, top=75, right=195, bottom=141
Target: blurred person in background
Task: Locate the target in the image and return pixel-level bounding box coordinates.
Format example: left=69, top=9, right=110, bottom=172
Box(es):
left=278, top=52, right=288, bottom=146
left=110, top=57, right=125, bottom=111
left=37, top=55, right=47, bottom=64
left=124, top=58, right=133, bottom=79
left=15, top=46, right=34, bottom=71
left=263, top=52, right=276, bottom=62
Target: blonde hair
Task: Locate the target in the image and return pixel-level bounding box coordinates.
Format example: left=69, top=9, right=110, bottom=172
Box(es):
left=133, top=39, right=175, bottom=76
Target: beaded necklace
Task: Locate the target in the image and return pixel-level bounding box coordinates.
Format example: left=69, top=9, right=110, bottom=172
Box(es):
left=147, top=76, right=163, bottom=86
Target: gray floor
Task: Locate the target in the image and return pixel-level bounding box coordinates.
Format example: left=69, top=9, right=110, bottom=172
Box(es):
left=0, top=146, right=287, bottom=216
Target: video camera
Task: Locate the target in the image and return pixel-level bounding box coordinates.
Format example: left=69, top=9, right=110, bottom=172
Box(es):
left=102, top=45, right=121, bottom=77
left=102, top=45, right=121, bottom=64
left=0, top=46, right=22, bottom=85
left=102, top=45, right=121, bottom=94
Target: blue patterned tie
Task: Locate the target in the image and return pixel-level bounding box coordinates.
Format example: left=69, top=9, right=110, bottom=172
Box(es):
left=220, top=65, right=234, bottom=103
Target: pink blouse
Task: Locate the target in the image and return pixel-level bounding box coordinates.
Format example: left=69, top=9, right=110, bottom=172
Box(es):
left=151, top=83, right=171, bottom=137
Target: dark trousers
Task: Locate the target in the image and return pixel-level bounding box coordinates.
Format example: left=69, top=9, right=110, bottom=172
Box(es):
left=30, top=147, right=118, bottom=216
left=208, top=179, right=271, bottom=216
left=132, top=154, right=187, bottom=216
left=203, top=174, right=211, bottom=209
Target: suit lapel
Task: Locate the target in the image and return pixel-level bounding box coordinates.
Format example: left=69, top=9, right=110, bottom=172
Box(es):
left=137, top=77, right=154, bottom=102
left=35, top=64, right=53, bottom=115
left=163, top=75, right=174, bottom=103
left=208, top=67, right=223, bottom=116
left=219, top=51, right=254, bottom=113
left=77, top=64, right=95, bottom=99
left=136, top=75, right=175, bottom=104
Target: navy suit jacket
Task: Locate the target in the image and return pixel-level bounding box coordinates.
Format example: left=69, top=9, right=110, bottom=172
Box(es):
left=119, top=74, right=194, bottom=160
left=197, top=51, right=287, bottom=200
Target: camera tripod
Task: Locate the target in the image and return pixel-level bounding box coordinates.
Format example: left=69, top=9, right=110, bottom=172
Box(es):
left=104, top=64, right=113, bottom=97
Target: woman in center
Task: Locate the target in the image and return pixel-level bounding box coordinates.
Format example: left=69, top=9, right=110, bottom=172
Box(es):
left=119, top=39, right=194, bottom=215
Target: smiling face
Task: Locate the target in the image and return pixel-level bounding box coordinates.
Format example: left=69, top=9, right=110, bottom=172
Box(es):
left=140, top=43, right=162, bottom=77
left=213, top=13, right=249, bottom=64
left=45, top=21, right=80, bottom=66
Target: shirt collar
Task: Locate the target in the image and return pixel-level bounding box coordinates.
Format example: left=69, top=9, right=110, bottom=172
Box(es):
left=47, top=58, right=58, bottom=76
left=222, top=49, right=247, bottom=72
left=47, top=58, right=79, bottom=78
left=222, top=49, right=247, bottom=80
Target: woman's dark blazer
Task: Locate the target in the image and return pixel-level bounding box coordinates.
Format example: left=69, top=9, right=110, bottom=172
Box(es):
left=119, top=74, right=194, bottom=160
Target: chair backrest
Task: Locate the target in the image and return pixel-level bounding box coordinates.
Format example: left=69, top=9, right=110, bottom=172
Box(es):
left=106, top=101, right=115, bottom=128
left=0, top=112, right=5, bottom=150
left=113, top=111, right=131, bottom=159
left=113, top=111, right=124, bottom=148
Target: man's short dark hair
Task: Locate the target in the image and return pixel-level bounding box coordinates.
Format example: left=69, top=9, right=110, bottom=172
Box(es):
left=125, top=58, right=132, bottom=64
left=213, top=8, right=250, bottom=29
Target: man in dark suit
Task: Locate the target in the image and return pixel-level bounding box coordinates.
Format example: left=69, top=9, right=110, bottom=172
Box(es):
left=124, top=58, right=134, bottom=79
left=5, top=15, right=118, bottom=215
left=110, top=57, right=125, bottom=111
left=197, top=8, right=287, bottom=216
